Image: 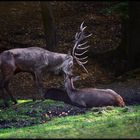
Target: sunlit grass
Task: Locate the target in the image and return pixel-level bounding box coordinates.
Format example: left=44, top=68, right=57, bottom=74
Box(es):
left=0, top=99, right=140, bottom=138
left=17, top=99, right=32, bottom=104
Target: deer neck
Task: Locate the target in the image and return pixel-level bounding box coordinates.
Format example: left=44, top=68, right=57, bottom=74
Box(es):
left=48, top=53, right=66, bottom=66
left=47, top=53, right=67, bottom=72
left=65, top=78, right=76, bottom=100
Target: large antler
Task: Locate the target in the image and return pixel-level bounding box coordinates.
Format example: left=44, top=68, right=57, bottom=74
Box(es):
left=72, top=21, right=92, bottom=73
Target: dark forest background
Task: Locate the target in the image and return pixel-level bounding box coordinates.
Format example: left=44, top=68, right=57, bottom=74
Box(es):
left=0, top=1, right=139, bottom=100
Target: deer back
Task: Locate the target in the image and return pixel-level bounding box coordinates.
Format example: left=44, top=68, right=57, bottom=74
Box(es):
left=44, top=88, right=84, bottom=107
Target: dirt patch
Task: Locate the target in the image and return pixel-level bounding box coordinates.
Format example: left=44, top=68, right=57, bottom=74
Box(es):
left=0, top=101, right=88, bottom=129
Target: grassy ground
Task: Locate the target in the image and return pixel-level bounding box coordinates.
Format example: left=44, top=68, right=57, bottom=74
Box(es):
left=0, top=100, right=140, bottom=138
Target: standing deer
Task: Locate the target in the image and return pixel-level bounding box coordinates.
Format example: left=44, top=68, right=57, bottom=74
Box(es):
left=64, top=74, right=125, bottom=108
left=0, top=21, right=92, bottom=107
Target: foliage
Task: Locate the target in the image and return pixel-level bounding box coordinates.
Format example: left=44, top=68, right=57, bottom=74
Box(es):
left=0, top=100, right=140, bottom=138
left=101, top=1, right=129, bottom=19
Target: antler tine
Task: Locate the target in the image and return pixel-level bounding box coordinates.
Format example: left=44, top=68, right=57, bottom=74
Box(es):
left=80, top=21, right=87, bottom=31
left=77, top=45, right=90, bottom=50
left=74, top=53, right=88, bottom=62
left=74, top=21, right=85, bottom=41
left=77, top=56, right=88, bottom=60
left=80, top=21, right=85, bottom=29
left=74, top=55, right=89, bottom=73
left=75, top=58, right=88, bottom=73
left=74, top=52, right=87, bottom=58
left=75, top=59, right=89, bottom=71
left=79, top=61, right=89, bottom=73
left=75, top=32, right=78, bottom=40
left=81, top=26, right=87, bottom=31
left=80, top=60, right=88, bottom=65
left=76, top=22, right=91, bottom=43
left=74, top=49, right=88, bottom=68
left=78, top=41, right=88, bottom=47
left=75, top=50, right=88, bottom=56
left=85, top=33, right=92, bottom=38
left=74, top=55, right=88, bottom=61
left=82, top=65, right=88, bottom=73
left=76, top=56, right=88, bottom=64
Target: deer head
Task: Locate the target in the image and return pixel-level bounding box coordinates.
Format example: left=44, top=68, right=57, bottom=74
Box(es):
left=64, top=74, right=81, bottom=90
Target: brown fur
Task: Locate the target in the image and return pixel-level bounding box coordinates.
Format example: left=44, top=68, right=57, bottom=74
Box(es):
left=64, top=75, right=125, bottom=108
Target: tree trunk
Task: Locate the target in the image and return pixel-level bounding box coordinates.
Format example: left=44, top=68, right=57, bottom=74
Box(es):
left=40, top=1, right=56, bottom=51
left=128, top=1, right=140, bottom=69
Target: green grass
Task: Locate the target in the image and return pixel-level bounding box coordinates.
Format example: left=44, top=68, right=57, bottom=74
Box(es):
left=0, top=100, right=140, bottom=138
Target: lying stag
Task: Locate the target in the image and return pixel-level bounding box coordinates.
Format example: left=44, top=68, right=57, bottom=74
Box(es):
left=64, top=74, right=125, bottom=108
left=44, top=88, right=83, bottom=107
left=0, top=21, right=92, bottom=107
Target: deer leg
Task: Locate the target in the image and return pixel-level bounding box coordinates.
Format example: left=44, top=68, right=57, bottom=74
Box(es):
left=0, top=79, right=9, bottom=107
left=34, top=71, right=45, bottom=100
left=0, top=65, right=16, bottom=107
left=77, top=100, right=86, bottom=107
left=4, top=81, right=17, bottom=104
left=81, top=101, right=86, bottom=107
left=0, top=52, right=17, bottom=107
left=30, top=72, right=37, bottom=102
